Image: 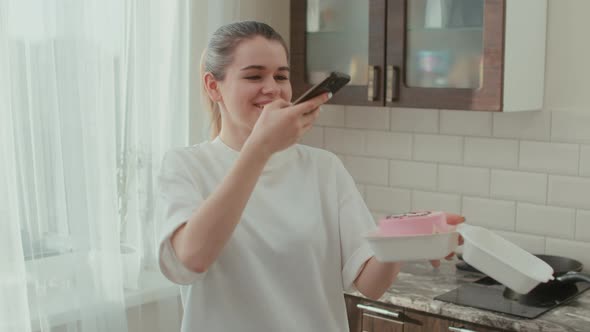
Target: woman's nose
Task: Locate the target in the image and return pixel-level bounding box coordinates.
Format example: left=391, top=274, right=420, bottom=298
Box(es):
left=261, top=78, right=280, bottom=95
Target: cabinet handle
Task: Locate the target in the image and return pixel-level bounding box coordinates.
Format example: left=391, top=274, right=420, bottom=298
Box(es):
left=363, top=313, right=404, bottom=325
left=356, top=303, right=400, bottom=318
left=449, top=327, right=477, bottom=332
left=386, top=65, right=400, bottom=102
left=367, top=65, right=379, bottom=101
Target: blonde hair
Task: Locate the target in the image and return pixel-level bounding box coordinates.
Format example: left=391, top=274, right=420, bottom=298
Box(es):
left=199, top=21, right=289, bottom=139
left=200, top=49, right=222, bottom=139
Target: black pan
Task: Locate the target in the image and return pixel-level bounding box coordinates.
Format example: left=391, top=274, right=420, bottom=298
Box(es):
left=503, top=255, right=590, bottom=306
left=457, top=254, right=590, bottom=281
left=532, top=254, right=590, bottom=283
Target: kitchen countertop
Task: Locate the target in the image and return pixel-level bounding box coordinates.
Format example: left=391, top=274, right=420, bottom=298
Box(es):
left=346, top=260, right=590, bottom=332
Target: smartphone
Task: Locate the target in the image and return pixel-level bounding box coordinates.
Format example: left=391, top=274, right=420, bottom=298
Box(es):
left=293, top=71, right=351, bottom=105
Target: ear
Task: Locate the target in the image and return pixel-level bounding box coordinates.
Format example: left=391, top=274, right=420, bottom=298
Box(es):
left=203, top=72, right=222, bottom=102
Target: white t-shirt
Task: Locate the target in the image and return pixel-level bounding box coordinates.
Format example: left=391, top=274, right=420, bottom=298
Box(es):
left=157, top=137, right=376, bottom=332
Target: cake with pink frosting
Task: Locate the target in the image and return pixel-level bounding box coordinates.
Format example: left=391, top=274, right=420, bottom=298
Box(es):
left=378, top=211, right=451, bottom=236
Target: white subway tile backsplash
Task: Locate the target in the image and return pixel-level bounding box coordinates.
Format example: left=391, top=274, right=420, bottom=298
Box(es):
left=300, top=126, right=323, bottom=148
left=390, top=108, right=439, bottom=133
left=316, top=105, right=345, bottom=126
left=494, top=230, right=546, bottom=254
left=546, top=238, right=590, bottom=272
left=389, top=160, right=437, bottom=190
left=516, top=203, right=575, bottom=239
left=576, top=210, right=590, bottom=241
left=366, top=131, right=412, bottom=159
left=519, top=141, right=579, bottom=175
left=490, top=170, right=547, bottom=204
left=335, top=153, right=346, bottom=164
left=464, top=137, right=519, bottom=169
left=551, top=111, right=590, bottom=144
left=344, top=156, right=388, bottom=186
left=345, top=106, right=389, bottom=130
left=438, top=165, right=490, bottom=196
left=493, top=111, right=551, bottom=140
left=356, top=184, right=366, bottom=199
left=462, top=197, right=516, bottom=231
left=326, top=107, right=590, bottom=250
left=440, top=110, right=492, bottom=137
left=548, top=175, right=590, bottom=209
left=324, top=128, right=365, bottom=155
left=412, top=191, right=461, bottom=214
left=371, top=212, right=383, bottom=224
left=580, top=145, right=590, bottom=176
left=413, top=134, right=463, bottom=164
left=365, top=186, right=412, bottom=215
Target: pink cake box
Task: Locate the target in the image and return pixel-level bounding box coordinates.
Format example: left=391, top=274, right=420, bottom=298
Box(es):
left=377, top=211, right=453, bottom=236
left=364, top=211, right=459, bottom=262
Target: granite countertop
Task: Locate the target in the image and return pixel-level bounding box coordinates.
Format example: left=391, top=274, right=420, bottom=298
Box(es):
left=347, top=260, right=590, bottom=332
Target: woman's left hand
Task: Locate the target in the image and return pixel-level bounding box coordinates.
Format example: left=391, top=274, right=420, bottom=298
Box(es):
left=430, top=212, right=465, bottom=268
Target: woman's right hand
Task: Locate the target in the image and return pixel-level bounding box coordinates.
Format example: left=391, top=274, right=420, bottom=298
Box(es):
left=245, top=92, right=330, bottom=158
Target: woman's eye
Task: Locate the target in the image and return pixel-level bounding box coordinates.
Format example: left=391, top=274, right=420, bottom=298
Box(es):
left=244, top=75, right=289, bottom=81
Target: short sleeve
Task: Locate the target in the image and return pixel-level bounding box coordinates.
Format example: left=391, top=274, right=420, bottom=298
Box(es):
left=156, top=149, right=206, bottom=285
left=333, top=157, right=377, bottom=292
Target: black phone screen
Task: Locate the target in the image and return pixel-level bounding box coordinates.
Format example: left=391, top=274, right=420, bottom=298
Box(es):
left=293, top=72, right=351, bottom=105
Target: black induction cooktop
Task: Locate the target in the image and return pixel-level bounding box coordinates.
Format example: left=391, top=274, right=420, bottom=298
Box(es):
left=435, top=277, right=590, bottom=319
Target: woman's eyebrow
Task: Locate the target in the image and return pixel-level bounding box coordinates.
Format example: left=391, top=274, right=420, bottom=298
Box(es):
left=240, top=65, right=290, bottom=72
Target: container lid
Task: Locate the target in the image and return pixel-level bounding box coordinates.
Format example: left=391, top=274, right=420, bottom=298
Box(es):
left=457, top=224, right=554, bottom=293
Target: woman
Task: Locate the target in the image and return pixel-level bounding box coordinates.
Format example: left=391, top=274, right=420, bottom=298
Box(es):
left=157, top=21, right=462, bottom=331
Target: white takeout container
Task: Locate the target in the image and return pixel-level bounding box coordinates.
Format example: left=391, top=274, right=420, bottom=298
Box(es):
left=364, top=223, right=555, bottom=294
left=458, top=224, right=554, bottom=294
left=365, top=230, right=459, bottom=262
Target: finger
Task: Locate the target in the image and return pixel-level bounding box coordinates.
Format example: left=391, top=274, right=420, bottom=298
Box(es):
left=302, top=106, right=320, bottom=117
left=445, top=252, right=455, bottom=260
left=301, top=107, right=320, bottom=125
left=301, top=112, right=315, bottom=127
left=445, top=212, right=465, bottom=225
left=263, top=98, right=291, bottom=111
left=299, top=116, right=319, bottom=142
left=300, top=105, right=321, bottom=127
left=430, top=260, right=441, bottom=268
left=291, top=92, right=330, bottom=115
left=300, top=123, right=313, bottom=138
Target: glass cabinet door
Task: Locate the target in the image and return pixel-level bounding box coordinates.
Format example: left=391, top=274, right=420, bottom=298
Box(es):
left=405, top=0, right=484, bottom=89
left=291, top=0, right=387, bottom=106
left=305, top=0, right=369, bottom=86
left=386, top=0, right=504, bottom=110
left=291, top=0, right=504, bottom=110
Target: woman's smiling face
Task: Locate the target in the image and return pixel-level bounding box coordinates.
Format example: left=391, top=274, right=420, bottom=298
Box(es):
left=215, top=36, right=292, bottom=136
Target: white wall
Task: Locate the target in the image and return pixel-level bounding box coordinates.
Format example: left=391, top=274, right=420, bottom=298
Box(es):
left=544, top=0, right=590, bottom=112
left=300, top=1, right=590, bottom=271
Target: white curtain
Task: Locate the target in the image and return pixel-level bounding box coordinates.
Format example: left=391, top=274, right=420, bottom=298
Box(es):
left=0, top=0, right=189, bottom=331
left=1, top=0, right=287, bottom=331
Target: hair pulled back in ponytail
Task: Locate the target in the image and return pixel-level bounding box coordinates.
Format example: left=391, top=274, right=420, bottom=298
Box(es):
left=200, top=21, right=288, bottom=139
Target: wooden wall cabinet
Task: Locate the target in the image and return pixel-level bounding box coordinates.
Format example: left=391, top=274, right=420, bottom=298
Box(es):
left=290, top=0, right=547, bottom=112
left=345, top=294, right=506, bottom=332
